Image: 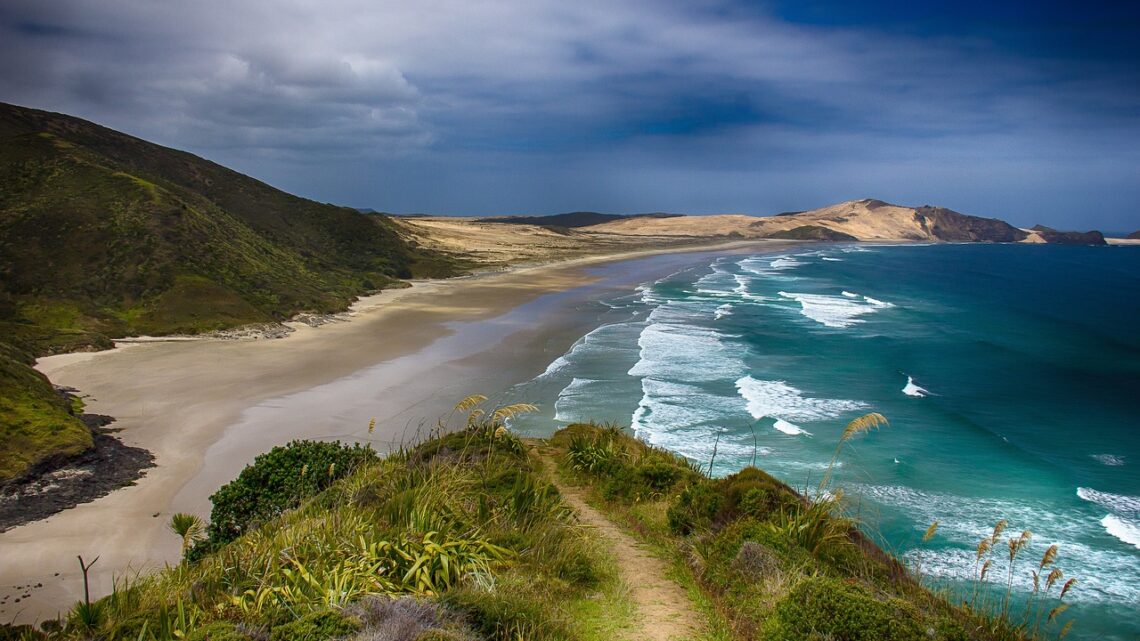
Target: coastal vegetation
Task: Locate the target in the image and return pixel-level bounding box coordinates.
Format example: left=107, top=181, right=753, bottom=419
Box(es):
left=0, top=403, right=1077, bottom=641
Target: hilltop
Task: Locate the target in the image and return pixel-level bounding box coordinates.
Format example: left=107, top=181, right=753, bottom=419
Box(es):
left=584, top=198, right=1077, bottom=243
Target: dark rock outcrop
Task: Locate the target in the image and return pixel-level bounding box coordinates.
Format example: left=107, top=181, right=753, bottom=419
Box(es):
left=765, top=225, right=858, bottom=241
left=1031, top=226, right=1107, bottom=245
left=914, top=206, right=1029, bottom=242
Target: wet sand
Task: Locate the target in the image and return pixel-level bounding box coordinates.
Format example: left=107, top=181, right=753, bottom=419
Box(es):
left=0, top=240, right=783, bottom=623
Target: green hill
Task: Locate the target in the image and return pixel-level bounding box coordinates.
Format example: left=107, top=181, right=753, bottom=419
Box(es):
left=0, top=102, right=466, bottom=482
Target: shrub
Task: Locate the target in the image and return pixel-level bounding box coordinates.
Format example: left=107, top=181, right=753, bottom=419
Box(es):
left=636, top=459, right=683, bottom=493
left=186, top=621, right=252, bottom=641
left=667, top=481, right=723, bottom=534
left=345, top=596, right=477, bottom=641
left=205, top=440, right=376, bottom=546
left=445, top=580, right=573, bottom=641
left=731, top=541, right=779, bottom=580
left=268, top=610, right=360, bottom=641
left=566, top=432, right=625, bottom=475
left=767, top=576, right=924, bottom=641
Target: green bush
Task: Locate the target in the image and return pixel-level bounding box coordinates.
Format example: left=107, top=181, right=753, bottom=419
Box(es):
left=566, top=431, right=626, bottom=475
left=635, top=459, right=683, bottom=493
left=445, top=580, right=573, bottom=641
left=268, top=610, right=360, bottom=641
left=767, top=576, right=924, bottom=641
left=205, top=440, right=376, bottom=546
left=667, top=481, right=723, bottom=534
left=185, top=621, right=252, bottom=641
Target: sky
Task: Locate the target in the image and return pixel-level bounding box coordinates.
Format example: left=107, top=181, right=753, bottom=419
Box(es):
left=1, top=0, right=1138, bottom=230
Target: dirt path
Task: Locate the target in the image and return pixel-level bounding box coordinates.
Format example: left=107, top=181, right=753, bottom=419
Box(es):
left=552, top=477, right=702, bottom=641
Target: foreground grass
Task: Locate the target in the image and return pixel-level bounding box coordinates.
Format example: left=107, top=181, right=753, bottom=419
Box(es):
left=4, top=404, right=632, bottom=641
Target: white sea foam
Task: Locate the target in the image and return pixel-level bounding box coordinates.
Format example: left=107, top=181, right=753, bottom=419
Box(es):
left=1091, top=454, right=1125, bottom=466
left=772, top=418, right=812, bottom=436
left=714, top=304, right=733, bottom=320
left=1077, top=487, right=1140, bottom=513
left=738, top=255, right=803, bottom=279
left=863, top=295, right=893, bottom=308
left=735, top=376, right=866, bottom=425
left=770, top=257, right=803, bottom=270
left=822, top=257, right=843, bottom=262
left=841, top=290, right=859, bottom=298
left=777, top=291, right=892, bottom=328
left=552, top=378, right=601, bottom=422
left=630, top=379, right=756, bottom=464
left=694, top=269, right=737, bottom=298
left=537, top=354, right=571, bottom=379
left=902, top=376, right=930, bottom=397
left=852, top=483, right=1140, bottom=603
left=628, top=318, right=744, bottom=382
left=1102, top=515, right=1140, bottom=550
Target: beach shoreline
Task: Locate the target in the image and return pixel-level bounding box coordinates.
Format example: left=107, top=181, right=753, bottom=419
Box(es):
left=0, top=238, right=789, bottom=624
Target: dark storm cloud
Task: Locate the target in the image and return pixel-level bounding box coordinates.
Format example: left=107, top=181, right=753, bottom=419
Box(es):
left=1, top=0, right=1137, bottom=228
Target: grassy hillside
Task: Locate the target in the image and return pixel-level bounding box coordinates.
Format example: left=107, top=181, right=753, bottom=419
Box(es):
left=0, top=341, right=90, bottom=482
left=2, top=405, right=1077, bottom=641
left=0, top=102, right=464, bottom=347
left=0, top=102, right=467, bottom=482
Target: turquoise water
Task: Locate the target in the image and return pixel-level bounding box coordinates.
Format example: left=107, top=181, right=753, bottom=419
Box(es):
left=510, top=243, right=1140, bottom=640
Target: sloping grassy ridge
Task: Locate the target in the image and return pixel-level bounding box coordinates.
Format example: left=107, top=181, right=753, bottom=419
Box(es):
left=0, top=102, right=466, bottom=346
left=0, top=101, right=469, bottom=481
left=548, top=423, right=1076, bottom=641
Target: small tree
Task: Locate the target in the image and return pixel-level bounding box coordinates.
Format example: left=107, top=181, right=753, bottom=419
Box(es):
left=168, top=512, right=204, bottom=556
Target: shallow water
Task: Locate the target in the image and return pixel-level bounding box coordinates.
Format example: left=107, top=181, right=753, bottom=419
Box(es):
left=509, top=243, right=1140, bottom=640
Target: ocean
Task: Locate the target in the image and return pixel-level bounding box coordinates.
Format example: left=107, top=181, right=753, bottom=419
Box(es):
left=508, top=243, right=1140, bottom=640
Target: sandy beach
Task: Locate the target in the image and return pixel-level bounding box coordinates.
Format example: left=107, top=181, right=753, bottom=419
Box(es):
left=0, top=240, right=780, bottom=624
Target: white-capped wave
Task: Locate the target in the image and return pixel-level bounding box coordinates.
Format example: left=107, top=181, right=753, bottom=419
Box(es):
left=841, top=291, right=859, bottom=298
left=863, top=295, right=892, bottom=308
left=628, top=320, right=744, bottom=382
left=773, top=418, right=812, bottom=436
left=735, top=376, right=866, bottom=425
left=822, top=257, right=843, bottom=262
left=738, top=255, right=803, bottom=280
left=537, top=355, right=571, bottom=379
left=553, top=377, right=601, bottom=422
left=714, top=304, right=733, bottom=320
left=637, top=284, right=664, bottom=305
left=630, top=378, right=757, bottom=468
left=1102, top=515, right=1140, bottom=550
left=902, top=376, right=930, bottom=397
left=1091, top=454, right=1125, bottom=466
left=770, top=257, right=803, bottom=270
left=1077, top=487, right=1140, bottom=513
left=731, top=274, right=767, bottom=302
left=777, top=291, right=893, bottom=328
